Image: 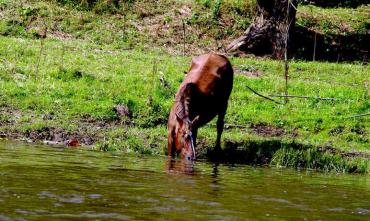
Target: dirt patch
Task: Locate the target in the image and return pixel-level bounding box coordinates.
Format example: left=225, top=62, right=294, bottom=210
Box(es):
left=234, top=65, right=264, bottom=78
left=4, top=127, right=98, bottom=146
left=49, top=31, right=73, bottom=40
left=114, top=104, right=131, bottom=119
left=291, top=128, right=299, bottom=138
left=0, top=107, right=111, bottom=146
left=319, top=146, right=370, bottom=158
left=12, top=126, right=97, bottom=146
left=329, top=126, right=345, bottom=135
left=0, top=107, right=26, bottom=126
left=251, top=124, right=285, bottom=137
left=237, top=69, right=264, bottom=78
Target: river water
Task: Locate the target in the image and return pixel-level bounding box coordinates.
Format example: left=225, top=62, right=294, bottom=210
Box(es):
left=0, top=140, right=369, bottom=220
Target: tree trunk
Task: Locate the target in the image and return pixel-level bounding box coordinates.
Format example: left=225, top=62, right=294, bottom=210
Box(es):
left=226, top=0, right=298, bottom=59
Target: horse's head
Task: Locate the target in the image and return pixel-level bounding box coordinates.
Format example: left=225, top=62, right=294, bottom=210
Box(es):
left=175, top=115, right=199, bottom=161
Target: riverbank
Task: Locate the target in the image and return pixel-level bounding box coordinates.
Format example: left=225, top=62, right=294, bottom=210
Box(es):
left=1, top=36, right=369, bottom=173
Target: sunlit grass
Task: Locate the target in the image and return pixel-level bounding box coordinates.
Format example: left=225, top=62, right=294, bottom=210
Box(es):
left=0, top=36, right=368, bottom=155
left=0, top=0, right=369, bottom=172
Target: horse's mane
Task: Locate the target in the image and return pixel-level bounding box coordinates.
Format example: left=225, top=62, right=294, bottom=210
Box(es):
left=175, top=83, right=195, bottom=121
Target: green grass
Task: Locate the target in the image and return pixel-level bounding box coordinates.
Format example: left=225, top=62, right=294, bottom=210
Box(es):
left=297, top=4, right=369, bottom=35
left=0, top=0, right=369, bottom=173
left=0, top=0, right=254, bottom=53
left=0, top=36, right=369, bottom=173
left=0, top=0, right=368, bottom=55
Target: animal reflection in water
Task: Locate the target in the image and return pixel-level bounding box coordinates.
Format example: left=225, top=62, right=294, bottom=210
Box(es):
left=165, top=158, right=221, bottom=181
left=165, top=158, right=195, bottom=174
left=167, top=53, right=234, bottom=161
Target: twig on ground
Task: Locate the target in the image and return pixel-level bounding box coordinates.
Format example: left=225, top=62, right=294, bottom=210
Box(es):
left=345, top=113, right=370, bottom=119
left=35, top=39, right=44, bottom=77
left=35, top=22, right=47, bottom=78
left=269, top=94, right=338, bottom=101
left=224, top=124, right=248, bottom=129
left=208, top=123, right=249, bottom=129
left=245, top=85, right=283, bottom=105
left=59, top=45, right=65, bottom=71
left=313, top=32, right=317, bottom=61
left=283, top=0, right=292, bottom=104
left=182, top=19, right=186, bottom=56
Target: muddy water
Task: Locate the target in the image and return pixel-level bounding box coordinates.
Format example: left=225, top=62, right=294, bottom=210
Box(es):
left=0, top=141, right=369, bottom=220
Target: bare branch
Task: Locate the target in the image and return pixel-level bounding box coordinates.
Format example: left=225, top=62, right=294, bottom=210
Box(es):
left=245, top=85, right=284, bottom=105
left=269, top=94, right=338, bottom=101
left=345, top=113, right=370, bottom=119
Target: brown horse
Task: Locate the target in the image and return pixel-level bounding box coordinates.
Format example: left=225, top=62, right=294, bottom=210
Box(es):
left=167, top=53, right=234, bottom=161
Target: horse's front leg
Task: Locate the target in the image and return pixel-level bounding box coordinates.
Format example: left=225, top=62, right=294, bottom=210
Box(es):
left=167, top=130, right=175, bottom=158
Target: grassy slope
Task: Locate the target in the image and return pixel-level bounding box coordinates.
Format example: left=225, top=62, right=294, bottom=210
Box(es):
left=1, top=36, right=369, bottom=172
left=0, top=0, right=369, bottom=172
left=0, top=0, right=368, bottom=54
left=297, top=4, right=369, bottom=35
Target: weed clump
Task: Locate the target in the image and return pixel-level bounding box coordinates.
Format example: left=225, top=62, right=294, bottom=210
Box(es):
left=51, top=68, right=95, bottom=82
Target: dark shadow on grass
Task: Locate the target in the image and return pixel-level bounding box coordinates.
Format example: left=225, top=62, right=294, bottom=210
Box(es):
left=292, top=26, right=369, bottom=62
left=203, top=139, right=369, bottom=173
left=205, top=139, right=307, bottom=165
left=301, top=0, right=367, bottom=8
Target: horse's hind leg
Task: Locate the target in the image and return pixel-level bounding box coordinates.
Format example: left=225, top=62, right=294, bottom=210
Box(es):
left=215, top=110, right=225, bottom=150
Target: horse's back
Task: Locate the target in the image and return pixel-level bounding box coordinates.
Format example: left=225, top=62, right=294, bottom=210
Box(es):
left=184, top=53, right=233, bottom=96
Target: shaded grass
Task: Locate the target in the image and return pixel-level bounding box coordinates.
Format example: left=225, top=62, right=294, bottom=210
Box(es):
left=271, top=147, right=369, bottom=174
left=207, top=136, right=370, bottom=174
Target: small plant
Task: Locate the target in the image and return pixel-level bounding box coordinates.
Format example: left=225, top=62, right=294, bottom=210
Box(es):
left=93, top=0, right=119, bottom=14
left=202, top=0, right=211, bottom=8
left=212, top=0, right=222, bottom=20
